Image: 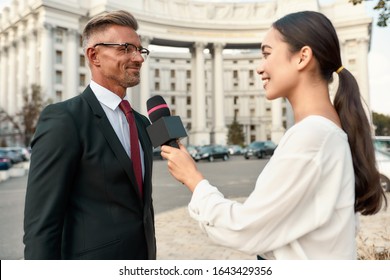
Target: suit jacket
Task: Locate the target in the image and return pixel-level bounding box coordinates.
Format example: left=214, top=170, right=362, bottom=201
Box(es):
left=23, top=86, right=156, bottom=259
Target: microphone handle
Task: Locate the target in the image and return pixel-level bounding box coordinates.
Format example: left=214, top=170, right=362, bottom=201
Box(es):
left=165, top=139, right=179, bottom=149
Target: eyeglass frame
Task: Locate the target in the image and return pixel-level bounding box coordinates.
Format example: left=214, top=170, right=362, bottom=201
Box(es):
left=93, top=42, right=150, bottom=59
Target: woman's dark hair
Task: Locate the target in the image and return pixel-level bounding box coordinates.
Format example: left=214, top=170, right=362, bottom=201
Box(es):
left=272, top=11, right=387, bottom=215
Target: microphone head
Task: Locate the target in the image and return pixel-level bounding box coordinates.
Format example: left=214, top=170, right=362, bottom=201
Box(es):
left=146, top=95, right=171, bottom=123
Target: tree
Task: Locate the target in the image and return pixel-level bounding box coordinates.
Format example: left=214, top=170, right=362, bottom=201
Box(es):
left=18, top=84, right=51, bottom=147
left=350, top=0, right=389, bottom=27
left=0, top=107, right=23, bottom=145
left=227, top=116, right=245, bottom=146
left=373, top=111, right=390, bottom=135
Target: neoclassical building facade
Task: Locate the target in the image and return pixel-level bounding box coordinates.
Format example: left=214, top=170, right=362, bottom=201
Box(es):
left=0, top=0, right=372, bottom=146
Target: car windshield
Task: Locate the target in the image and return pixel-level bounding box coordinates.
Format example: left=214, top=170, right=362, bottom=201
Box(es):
left=250, top=142, right=264, bottom=148
left=199, top=147, right=212, bottom=153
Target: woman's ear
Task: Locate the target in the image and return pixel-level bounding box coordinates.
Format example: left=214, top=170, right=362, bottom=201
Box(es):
left=297, top=46, right=313, bottom=70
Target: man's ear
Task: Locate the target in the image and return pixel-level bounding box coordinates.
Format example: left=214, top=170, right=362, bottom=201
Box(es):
left=297, top=46, right=313, bottom=70
left=86, top=47, right=100, bottom=66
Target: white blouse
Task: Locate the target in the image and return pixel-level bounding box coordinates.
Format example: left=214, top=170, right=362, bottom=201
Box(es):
left=188, top=116, right=357, bottom=259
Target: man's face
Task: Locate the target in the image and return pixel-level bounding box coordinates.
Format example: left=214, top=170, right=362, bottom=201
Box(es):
left=89, top=25, right=145, bottom=95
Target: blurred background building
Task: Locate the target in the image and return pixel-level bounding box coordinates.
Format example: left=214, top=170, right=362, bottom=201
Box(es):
left=0, top=0, right=372, bottom=146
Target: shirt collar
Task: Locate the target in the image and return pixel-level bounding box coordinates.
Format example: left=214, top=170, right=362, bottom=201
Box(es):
left=90, top=80, right=129, bottom=110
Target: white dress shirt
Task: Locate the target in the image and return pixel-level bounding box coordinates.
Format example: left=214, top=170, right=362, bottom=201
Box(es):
left=90, top=80, right=145, bottom=178
left=188, top=116, right=357, bottom=259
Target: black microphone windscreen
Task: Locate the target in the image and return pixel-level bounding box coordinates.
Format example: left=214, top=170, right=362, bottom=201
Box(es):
left=146, top=95, right=171, bottom=123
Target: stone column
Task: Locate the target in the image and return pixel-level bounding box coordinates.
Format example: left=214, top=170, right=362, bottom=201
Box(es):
left=7, top=29, right=16, bottom=115
left=17, top=25, right=27, bottom=109
left=0, top=38, right=8, bottom=112
left=40, top=23, right=54, bottom=99
left=139, top=36, right=152, bottom=115
left=211, top=42, right=227, bottom=145
left=191, top=42, right=209, bottom=145
left=27, top=18, right=37, bottom=88
left=65, top=28, right=79, bottom=100
left=357, top=37, right=371, bottom=123
left=271, top=98, right=285, bottom=144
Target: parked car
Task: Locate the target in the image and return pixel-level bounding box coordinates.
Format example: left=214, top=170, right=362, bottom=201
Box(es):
left=194, top=145, right=229, bottom=162
left=186, top=145, right=199, bottom=160
left=227, top=145, right=244, bottom=155
left=375, top=149, right=390, bottom=192
left=8, top=147, right=31, bottom=161
left=374, top=136, right=390, bottom=154
left=0, top=151, right=12, bottom=170
left=244, top=141, right=276, bottom=159
left=0, top=148, right=24, bottom=164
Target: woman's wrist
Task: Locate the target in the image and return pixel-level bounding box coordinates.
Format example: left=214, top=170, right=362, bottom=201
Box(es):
left=186, top=171, right=204, bottom=192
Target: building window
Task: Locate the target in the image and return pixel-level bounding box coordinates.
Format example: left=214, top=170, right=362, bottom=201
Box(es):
left=171, top=96, right=176, bottom=105
left=249, top=69, right=254, bottom=79
left=155, top=69, right=160, bottom=78
left=233, top=70, right=238, bottom=78
left=171, top=83, right=176, bottom=91
left=55, top=71, right=62, bottom=84
left=170, top=69, right=175, bottom=78
left=250, top=125, right=255, bottom=131
left=187, top=109, right=191, bottom=118
left=79, top=74, right=86, bottom=86
left=55, top=29, right=64, bottom=44
left=155, top=82, right=160, bottom=90
left=186, top=70, right=191, bottom=78
left=234, top=96, right=238, bottom=105
left=56, top=90, right=62, bottom=100
left=79, top=55, right=85, bottom=67
left=234, top=109, right=239, bottom=119
left=171, top=109, right=176, bottom=115
left=186, top=96, right=191, bottom=105
left=79, top=35, right=83, bottom=47
left=250, top=109, right=255, bottom=117
left=55, top=50, right=62, bottom=64
left=186, top=83, right=191, bottom=92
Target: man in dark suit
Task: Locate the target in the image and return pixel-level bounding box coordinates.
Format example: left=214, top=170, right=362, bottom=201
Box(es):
left=23, top=10, right=156, bottom=260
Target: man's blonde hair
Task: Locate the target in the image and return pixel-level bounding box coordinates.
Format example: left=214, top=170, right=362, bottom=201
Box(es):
left=82, top=10, right=139, bottom=51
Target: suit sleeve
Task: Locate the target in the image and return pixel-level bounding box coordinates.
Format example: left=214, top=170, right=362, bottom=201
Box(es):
left=23, top=104, right=81, bottom=259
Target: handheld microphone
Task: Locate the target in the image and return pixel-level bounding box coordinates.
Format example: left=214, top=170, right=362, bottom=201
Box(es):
left=146, top=95, right=187, bottom=148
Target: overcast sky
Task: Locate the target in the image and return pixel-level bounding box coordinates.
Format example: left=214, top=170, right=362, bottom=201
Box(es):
left=1, top=0, right=389, bottom=115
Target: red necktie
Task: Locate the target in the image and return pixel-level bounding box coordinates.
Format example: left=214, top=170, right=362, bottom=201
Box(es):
left=119, top=100, right=143, bottom=196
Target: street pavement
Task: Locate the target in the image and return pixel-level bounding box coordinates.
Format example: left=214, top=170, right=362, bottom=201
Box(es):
left=1, top=158, right=389, bottom=260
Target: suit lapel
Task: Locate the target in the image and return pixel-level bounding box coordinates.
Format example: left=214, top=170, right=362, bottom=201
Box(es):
left=81, top=86, right=143, bottom=200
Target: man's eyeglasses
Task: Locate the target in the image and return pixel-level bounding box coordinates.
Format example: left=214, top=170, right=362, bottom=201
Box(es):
left=94, top=43, right=150, bottom=60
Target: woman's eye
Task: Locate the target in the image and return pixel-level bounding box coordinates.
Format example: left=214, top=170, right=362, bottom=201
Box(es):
left=262, top=52, right=270, bottom=59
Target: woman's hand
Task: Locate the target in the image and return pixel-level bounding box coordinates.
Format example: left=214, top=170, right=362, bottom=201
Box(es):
left=161, top=143, right=204, bottom=192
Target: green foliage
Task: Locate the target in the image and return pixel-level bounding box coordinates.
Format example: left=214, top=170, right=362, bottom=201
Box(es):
left=373, top=111, right=390, bottom=135
left=227, top=117, right=245, bottom=146
left=350, top=0, right=389, bottom=27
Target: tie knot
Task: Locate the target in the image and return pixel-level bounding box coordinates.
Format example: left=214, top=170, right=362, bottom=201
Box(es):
left=119, top=100, right=132, bottom=115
